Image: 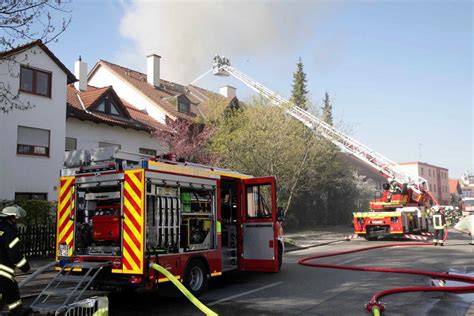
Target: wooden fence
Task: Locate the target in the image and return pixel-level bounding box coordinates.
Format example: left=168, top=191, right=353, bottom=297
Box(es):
left=18, top=224, right=56, bottom=258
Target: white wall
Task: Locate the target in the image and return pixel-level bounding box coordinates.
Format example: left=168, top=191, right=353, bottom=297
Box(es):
left=88, top=66, right=168, bottom=124
left=0, top=46, right=68, bottom=201
left=66, top=119, right=167, bottom=155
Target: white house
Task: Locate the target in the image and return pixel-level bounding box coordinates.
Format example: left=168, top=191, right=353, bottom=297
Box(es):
left=0, top=40, right=76, bottom=201
left=87, top=55, right=238, bottom=124
left=66, top=59, right=168, bottom=156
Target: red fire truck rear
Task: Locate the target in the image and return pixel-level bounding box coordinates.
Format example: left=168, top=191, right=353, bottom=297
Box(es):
left=55, top=147, right=284, bottom=295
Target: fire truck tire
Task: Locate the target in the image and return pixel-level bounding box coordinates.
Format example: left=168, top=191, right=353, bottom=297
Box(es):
left=183, top=259, right=208, bottom=297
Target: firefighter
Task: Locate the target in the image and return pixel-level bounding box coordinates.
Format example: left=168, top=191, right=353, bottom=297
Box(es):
left=432, top=206, right=447, bottom=246
left=0, top=205, right=30, bottom=315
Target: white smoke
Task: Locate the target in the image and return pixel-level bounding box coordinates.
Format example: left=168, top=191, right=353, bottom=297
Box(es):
left=118, top=0, right=327, bottom=85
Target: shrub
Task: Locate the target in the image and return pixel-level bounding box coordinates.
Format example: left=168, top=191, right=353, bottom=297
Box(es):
left=0, top=199, right=56, bottom=225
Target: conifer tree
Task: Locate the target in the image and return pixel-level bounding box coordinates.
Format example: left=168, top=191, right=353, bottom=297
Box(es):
left=290, top=57, right=308, bottom=110
left=322, top=91, right=333, bottom=125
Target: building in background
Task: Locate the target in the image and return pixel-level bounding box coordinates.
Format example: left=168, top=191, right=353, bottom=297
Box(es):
left=397, top=161, right=450, bottom=204
left=0, top=41, right=76, bottom=201
left=459, top=171, right=474, bottom=198
left=87, top=55, right=238, bottom=124
left=67, top=59, right=168, bottom=156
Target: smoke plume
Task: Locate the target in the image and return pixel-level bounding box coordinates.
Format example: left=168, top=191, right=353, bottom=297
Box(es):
left=119, top=0, right=324, bottom=84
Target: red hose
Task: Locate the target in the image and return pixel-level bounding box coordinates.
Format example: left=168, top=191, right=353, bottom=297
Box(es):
left=298, top=242, right=474, bottom=313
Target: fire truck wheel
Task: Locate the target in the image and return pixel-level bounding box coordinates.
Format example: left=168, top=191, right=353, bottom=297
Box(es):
left=184, top=259, right=208, bottom=297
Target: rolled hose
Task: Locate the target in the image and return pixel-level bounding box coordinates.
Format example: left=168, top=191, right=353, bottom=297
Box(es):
left=150, top=263, right=218, bottom=316
left=298, top=241, right=474, bottom=314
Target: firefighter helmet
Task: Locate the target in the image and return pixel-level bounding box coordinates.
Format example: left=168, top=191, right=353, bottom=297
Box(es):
left=1, top=205, right=27, bottom=219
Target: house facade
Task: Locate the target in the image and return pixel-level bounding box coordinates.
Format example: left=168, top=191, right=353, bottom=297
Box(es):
left=66, top=60, right=168, bottom=157
left=0, top=41, right=76, bottom=201
left=87, top=55, right=238, bottom=124
left=397, top=161, right=450, bottom=204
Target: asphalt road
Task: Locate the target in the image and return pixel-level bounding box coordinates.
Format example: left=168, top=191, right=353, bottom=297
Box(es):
left=20, top=230, right=474, bottom=315
left=105, top=231, right=474, bottom=315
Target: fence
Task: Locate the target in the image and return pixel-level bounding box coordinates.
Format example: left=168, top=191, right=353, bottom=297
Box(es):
left=18, top=223, right=56, bottom=258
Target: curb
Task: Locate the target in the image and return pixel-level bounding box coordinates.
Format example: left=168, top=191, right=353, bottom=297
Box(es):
left=285, top=239, right=344, bottom=253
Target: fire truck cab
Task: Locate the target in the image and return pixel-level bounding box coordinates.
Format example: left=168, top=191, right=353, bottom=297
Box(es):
left=56, top=148, right=283, bottom=295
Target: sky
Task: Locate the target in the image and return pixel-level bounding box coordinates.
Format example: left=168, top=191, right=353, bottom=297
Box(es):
left=48, top=0, right=472, bottom=178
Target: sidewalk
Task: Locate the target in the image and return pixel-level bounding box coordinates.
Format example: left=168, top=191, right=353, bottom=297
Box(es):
left=284, top=225, right=353, bottom=251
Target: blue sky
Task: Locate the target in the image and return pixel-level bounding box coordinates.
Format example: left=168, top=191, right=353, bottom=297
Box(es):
left=49, top=0, right=472, bottom=178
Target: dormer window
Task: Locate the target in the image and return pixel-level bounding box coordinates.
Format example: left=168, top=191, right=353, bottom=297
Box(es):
left=178, top=101, right=190, bottom=113
left=93, top=95, right=126, bottom=117
left=177, top=94, right=191, bottom=113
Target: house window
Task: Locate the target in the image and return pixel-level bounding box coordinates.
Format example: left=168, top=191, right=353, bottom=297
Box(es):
left=17, top=126, right=50, bottom=157
left=99, top=142, right=121, bottom=150
left=434, top=184, right=437, bottom=191
left=139, top=148, right=157, bottom=156
left=65, top=137, right=77, bottom=151
left=15, top=192, right=47, bottom=201
left=93, top=96, right=125, bottom=117
left=420, top=167, right=424, bottom=176
left=20, top=66, right=52, bottom=97
left=178, top=101, right=190, bottom=113
left=429, top=184, right=432, bottom=191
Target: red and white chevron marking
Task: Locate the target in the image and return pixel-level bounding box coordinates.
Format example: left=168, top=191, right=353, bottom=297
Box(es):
left=345, top=234, right=361, bottom=241
left=421, top=232, right=434, bottom=236
left=403, top=234, right=429, bottom=241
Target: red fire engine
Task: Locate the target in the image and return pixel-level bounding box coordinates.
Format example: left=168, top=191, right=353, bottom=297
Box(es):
left=55, top=147, right=284, bottom=295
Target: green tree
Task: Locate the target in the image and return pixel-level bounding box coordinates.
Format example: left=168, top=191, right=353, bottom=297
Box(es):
left=290, top=57, right=308, bottom=110
left=207, top=99, right=319, bottom=215
left=322, top=91, right=333, bottom=125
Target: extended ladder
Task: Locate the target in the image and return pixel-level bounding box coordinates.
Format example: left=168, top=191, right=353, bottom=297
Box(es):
left=212, top=55, right=436, bottom=203
left=30, top=261, right=110, bottom=314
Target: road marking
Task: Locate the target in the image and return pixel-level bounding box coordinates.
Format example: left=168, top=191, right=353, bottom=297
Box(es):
left=208, top=281, right=283, bottom=306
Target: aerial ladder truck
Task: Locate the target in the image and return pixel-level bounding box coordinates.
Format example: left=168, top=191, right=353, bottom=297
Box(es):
left=211, top=55, right=439, bottom=240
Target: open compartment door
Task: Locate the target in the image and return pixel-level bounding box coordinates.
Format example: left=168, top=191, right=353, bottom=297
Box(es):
left=238, top=176, right=278, bottom=272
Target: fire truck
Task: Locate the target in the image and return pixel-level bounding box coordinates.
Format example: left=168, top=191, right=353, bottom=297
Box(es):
left=37, top=147, right=283, bottom=310
left=211, top=55, right=438, bottom=240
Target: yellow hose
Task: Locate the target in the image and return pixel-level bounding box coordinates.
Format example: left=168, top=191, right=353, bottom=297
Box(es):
left=372, top=306, right=381, bottom=316
left=150, top=263, right=218, bottom=316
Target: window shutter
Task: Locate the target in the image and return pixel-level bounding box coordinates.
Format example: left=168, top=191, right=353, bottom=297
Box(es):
left=65, top=137, right=77, bottom=151
left=18, top=126, right=49, bottom=146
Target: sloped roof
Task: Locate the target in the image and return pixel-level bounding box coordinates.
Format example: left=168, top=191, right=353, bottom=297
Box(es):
left=89, top=59, right=236, bottom=120
left=0, top=40, right=76, bottom=84
left=449, top=179, right=461, bottom=194
left=67, top=85, right=168, bottom=133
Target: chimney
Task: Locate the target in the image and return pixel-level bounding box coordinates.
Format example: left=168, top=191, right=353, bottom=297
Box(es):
left=74, top=56, right=87, bottom=91
left=219, top=85, right=236, bottom=98
left=147, top=54, right=161, bottom=87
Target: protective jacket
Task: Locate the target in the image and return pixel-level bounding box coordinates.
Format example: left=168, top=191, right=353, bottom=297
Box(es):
left=0, top=218, right=30, bottom=278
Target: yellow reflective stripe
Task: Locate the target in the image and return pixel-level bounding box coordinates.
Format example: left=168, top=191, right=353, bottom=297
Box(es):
left=216, top=221, right=222, bottom=234
left=0, top=270, right=14, bottom=280
left=8, top=237, right=20, bottom=249
left=15, top=257, right=27, bottom=268
left=7, top=299, right=22, bottom=310
left=0, top=264, right=15, bottom=275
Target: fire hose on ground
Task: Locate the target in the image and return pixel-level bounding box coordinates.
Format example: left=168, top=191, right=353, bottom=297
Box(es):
left=298, top=233, right=474, bottom=315
left=150, top=263, right=218, bottom=316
